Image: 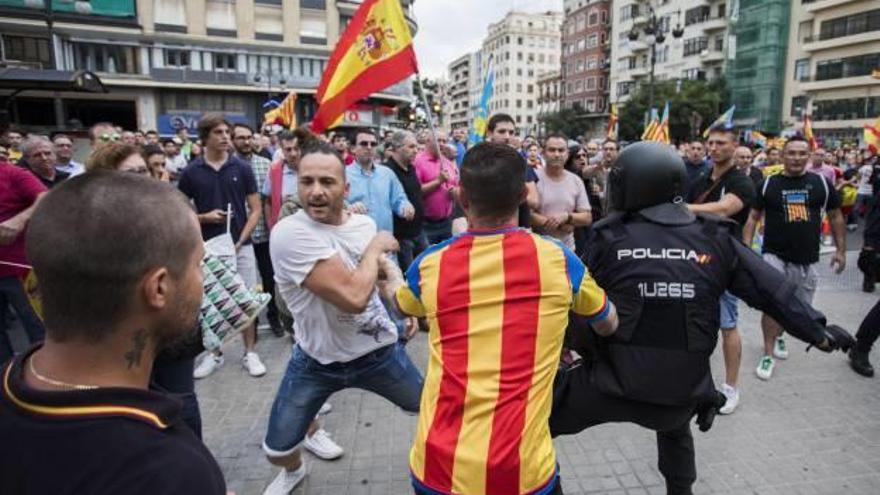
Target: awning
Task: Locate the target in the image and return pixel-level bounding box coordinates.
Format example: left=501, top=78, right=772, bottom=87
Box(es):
left=0, top=68, right=106, bottom=93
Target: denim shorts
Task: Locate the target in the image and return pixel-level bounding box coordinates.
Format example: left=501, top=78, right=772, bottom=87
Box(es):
left=719, top=291, right=739, bottom=330
left=262, top=342, right=424, bottom=457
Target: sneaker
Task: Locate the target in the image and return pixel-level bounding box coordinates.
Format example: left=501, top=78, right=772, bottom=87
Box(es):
left=193, top=354, right=223, bottom=379
left=849, top=348, right=875, bottom=378
left=263, top=464, right=306, bottom=495
left=318, top=402, right=332, bottom=415
left=718, top=384, right=740, bottom=415
left=303, top=428, right=344, bottom=460
left=773, top=337, right=789, bottom=360
left=847, top=223, right=859, bottom=232
left=242, top=351, right=267, bottom=377
left=756, top=355, right=775, bottom=381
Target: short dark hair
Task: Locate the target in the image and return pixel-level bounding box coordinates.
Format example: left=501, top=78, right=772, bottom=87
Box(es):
left=708, top=127, right=737, bottom=141
left=26, top=172, right=200, bottom=341
left=197, top=113, right=231, bottom=142
left=460, top=142, right=526, bottom=222
left=487, top=114, right=515, bottom=133
left=784, top=135, right=809, bottom=150
left=145, top=130, right=159, bottom=136
left=142, top=144, right=165, bottom=159
left=51, top=133, right=72, bottom=143
left=300, top=141, right=345, bottom=177
left=354, top=129, right=378, bottom=143
left=279, top=126, right=317, bottom=147
left=544, top=133, right=568, bottom=147
left=232, top=123, right=254, bottom=135
left=161, top=138, right=176, bottom=147
left=88, top=121, right=115, bottom=142
left=603, top=139, right=619, bottom=150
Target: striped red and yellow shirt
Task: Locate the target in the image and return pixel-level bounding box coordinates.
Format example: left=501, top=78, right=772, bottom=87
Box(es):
left=396, top=227, right=610, bottom=495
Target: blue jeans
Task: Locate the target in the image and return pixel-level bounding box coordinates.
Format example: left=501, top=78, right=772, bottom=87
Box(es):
left=423, top=218, right=452, bottom=246
left=719, top=291, right=739, bottom=330
left=0, top=277, right=45, bottom=365
left=263, top=342, right=423, bottom=457
left=398, top=233, right=429, bottom=272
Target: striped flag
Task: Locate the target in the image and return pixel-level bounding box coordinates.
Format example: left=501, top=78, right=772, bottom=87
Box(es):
left=641, top=108, right=660, bottom=141
left=606, top=103, right=619, bottom=140
left=804, top=113, right=817, bottom=151
left=263, top=92, right=298, bottom=129
left=703, top=105, right=736, bottom=138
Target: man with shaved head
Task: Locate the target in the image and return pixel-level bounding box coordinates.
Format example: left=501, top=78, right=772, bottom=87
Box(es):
left=734, top=145, right=763, bottom=189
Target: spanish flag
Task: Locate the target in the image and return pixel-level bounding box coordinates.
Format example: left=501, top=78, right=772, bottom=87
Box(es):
left=865, top=117, right=880, bottom=155
left=264, top=92, right=298, bottom=129
left=311, top=0, right=418, bottom=133
left=804, top=113, right=817, bottom=151
left=606, top=103, right=618, bottom=140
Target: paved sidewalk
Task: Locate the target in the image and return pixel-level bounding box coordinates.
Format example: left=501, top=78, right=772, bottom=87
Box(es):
left=200, top=251, right=880, bottom=495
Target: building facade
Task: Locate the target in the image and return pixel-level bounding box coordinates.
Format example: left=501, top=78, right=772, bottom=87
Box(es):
left=536, top=69, right=561, bottom=132
left=479, top=10, right=563, bottom=135
left=609, top=0, right=729, bottom=105
left=444, top=51, right=478, bottom=131
left=782, top=0, right=879, bottom=147
left=0, top=0, right=415, bottom=135
left=561, top=0, right=611, bottom=137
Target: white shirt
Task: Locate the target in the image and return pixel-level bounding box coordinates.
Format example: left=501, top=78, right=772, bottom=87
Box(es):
left=857, top=165, right=874, bottom=196
left=270, top=211, right=397, bottom=364
left=166, top=154, right=188, bottom=174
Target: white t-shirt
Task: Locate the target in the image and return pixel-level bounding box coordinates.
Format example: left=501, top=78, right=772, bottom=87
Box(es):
left=534, top=167, right=591, bottom=249
left=270, top=211, right=398, bottom=364
left=857, top=165, right=874, bottom=195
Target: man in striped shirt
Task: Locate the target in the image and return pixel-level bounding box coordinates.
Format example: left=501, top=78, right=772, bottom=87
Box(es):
left=396, top=143, right=618, bottom=495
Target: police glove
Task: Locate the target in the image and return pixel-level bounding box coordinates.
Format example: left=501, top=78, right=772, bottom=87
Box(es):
left=809, top=324, right=856, bottom=354
left=695, top=391, right=727, bottom=433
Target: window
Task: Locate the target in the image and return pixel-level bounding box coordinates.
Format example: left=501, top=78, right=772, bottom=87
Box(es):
left=714, top=36, right=723, bottom=51
left=517, top=68, right=523, bottom=76
left=575, top=80, right=583, bottom=92
left=586, top=99, right=595, bottom=112
left=300, top=0, right=326, bottom=9
left=527, top=116, right=533, bottom=124
left=588, top=12, right=598, bottom=26
left=682, top=68, right=706, bottom=80
left=717, top=3, right=726, bottom=18
left=2, top=35, right=51, bottom=67
left=587, top=34, right=598, bottom=48
left=683, top=37, right=709, bottom=56
left=527, top=100, right=533, bottom=109
left=576, top=60, right=584, bottom=72
left=790, top=96, right=807, bottom=117
left=206, top=0, right=236, bottom=31
left=819, top=9, right=880, bottom=41
left=601, top=10, right=608, bottom=24
left=587, top=57, right=597, bottom=70
left=256, top=5, right=284, bottom=38
left=74, top=43, right=139, bottom=74
left=684, top=6, right=710, bottom=26
left=300, top=13, right=327, bottom=44
left=154, top=0, right=186, bottom=26
left=814, top=96, right=880, bottom=121
left=794, top=58, right=810, bottom=81
left=214, top=53, right=236, bottom=71
left=527, top=84, right=533, bottom=93
left=617, top=81, right=632, bottom=96
left=516, top=99, right=522, bottom=108
left=517, top=83, right=523, bottom=92
left=164, top=49, right=190, bottom=68
left=816, top=53, right=880, bottom=81
left=586, top=77, right=596, bottom=90
left=620, top=4, right=639, bottom=21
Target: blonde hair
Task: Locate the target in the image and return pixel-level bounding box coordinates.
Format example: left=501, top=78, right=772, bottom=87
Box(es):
left=85, top=142, right=140, bottom=172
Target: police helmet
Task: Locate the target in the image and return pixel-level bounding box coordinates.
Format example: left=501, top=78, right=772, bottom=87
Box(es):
left=609, top=141, right=688, bottom=212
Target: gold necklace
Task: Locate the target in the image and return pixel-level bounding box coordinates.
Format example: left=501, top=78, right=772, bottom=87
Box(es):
left=28, top=356, right=99, bottom=391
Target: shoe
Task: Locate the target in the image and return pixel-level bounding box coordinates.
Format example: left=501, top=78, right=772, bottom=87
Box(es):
left=718, top=384, right=740, bottom=415
left=756, top=356, right=775, bottom=380
left=847, top=224, right=859, bottom=232
left=242, top=351, right=267, bottom=377
left=263, top=464, right=306, bottom=495
left=849, top=348, right=875, bottom=377
left=193, top=354, right=224, bottom=379
left=303, top=428, right=344, bottom=460
left=318, top=402, right=332, bottom=415
left=773, top=337, right=789, bottom=360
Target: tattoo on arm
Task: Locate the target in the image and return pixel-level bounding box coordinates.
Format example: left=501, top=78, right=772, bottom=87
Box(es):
left=124, top=329, right=148, bottom=369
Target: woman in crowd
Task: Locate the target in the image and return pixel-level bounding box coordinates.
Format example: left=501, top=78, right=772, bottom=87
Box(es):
left=143, top=144, right=170, bottom=182
left=84, top=142, right=150, bottom=175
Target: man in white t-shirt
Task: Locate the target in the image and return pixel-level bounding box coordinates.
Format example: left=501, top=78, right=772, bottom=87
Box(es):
left=531, top=133, right=592, bottom=250
left=261, top=142, right=423, bottom=495
left=856, top=163, right=875, bottom=219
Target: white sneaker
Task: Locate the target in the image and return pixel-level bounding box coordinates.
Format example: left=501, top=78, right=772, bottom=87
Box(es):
left=303, top=428, right=344, bottom=460
left=263, top=464, right=306, bottom=495
left=243, top=351, right=267, bottom=377
left=318, top=402, right=332, bottom=415
left=756, top=355, right=775, bottom=381
left=719, top=384, right=740, bottom=415
left=193, top=354, right=223, bottom=379
left=773, top=337, right=789, bottom=360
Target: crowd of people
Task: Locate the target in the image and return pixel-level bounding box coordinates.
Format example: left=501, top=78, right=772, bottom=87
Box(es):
left=0, top=111, right=877, bottom=495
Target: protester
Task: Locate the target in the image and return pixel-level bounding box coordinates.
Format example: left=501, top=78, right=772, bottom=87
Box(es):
left=807, top=147, right=839, bottom=186
left=84, top=142, right=150, bottom=175
left=531, top=133, right=592, bottom=250
left=734, top=145, right=763, bottom=189
left=0, top=155, right=46, bottom=364
left=484, top=114, right=539, bottom=228
left=0, top=172, right=226, bottom=494
left=743, top=136, right=846, bottom=381
left=385, top=130, right=426, bottom=270
left=263, top=130, right=307, bottom=231
left=120, top=130, right=136, bottom=146
left=164, top=138, right=188, bottom=180
left=855, top=159, right=875, bottom=218
left=415, top=130, right=458, bottom=244
left=143, top=144, right=170, bottom=182
left=177, top=127, right=193, bottom=160
left=331, top=132, right=354, bottom=165
left=687, top=127, right=757, bottom=414
left=346, top=129, right=415, bottom=234
left=51, top=134, right=84, bottom=177
left=396, top=142, right=616, bottom=495
left=450, top=127, right=467, bottom=166
left=262, top=141, right=422, bottom=494
left=88, top=122, right=118, bottom=150
left=21, top=136, right=69, bottom=188
left=684, top=140, right=709, bottom=186
left=178, top=113, right=267, bottom=379
left=1, top=128, right=24, bottom=164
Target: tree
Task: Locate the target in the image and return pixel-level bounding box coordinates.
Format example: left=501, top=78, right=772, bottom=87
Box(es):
left=618, top=78, right=729, bottom=143
left=539, top=108, right=586, bottom=139
left=395, top=77, right=442, bottom=128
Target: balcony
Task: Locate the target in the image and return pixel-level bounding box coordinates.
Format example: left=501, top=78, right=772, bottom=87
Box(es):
left=150, top=68, right=249, bottom=85
left=799, top=74, right=880, bottom=92
left=804, top=0, right=862, bottom=14
left=802, top=31, right=880, bottom=53
left=701, top=17, right=726, bottom=33
left=630, top=65, right=649, bottom=78
left=700, top=50, right=724, bottom=63
left=632, top=14, right=648, bottom=27
left=630, top=40, right=649, bottom=52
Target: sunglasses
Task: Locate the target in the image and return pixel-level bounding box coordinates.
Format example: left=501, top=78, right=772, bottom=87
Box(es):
left=358, top=141, right=378, bottom=148
left=100, top=133, right=121, bottom=142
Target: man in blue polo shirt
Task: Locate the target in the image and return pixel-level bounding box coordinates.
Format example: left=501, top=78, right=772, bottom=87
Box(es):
left=178, top=113, right=267, bottom=379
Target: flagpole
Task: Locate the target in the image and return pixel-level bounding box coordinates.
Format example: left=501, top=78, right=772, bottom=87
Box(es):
left=416, top=73, right=444, bottom=159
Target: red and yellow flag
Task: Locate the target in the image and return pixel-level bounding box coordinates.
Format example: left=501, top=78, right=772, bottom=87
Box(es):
left=264, top=92, right=298, bottom=129
left=606, top=103, right=618, bottom=140
left=804, top=113, right=817, bottom=151
left=865, top=116, right=880, bottom=155
left=311, top=0, right=418, bottom=133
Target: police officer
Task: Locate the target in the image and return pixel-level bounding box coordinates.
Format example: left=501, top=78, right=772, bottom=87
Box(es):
left=550, top=142, right=855, bottom=495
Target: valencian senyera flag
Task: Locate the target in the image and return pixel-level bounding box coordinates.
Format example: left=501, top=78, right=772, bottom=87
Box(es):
left=703, top=105, right=736, bottom=138
left=468, top=55, right=495, bottom=146
left=641, top=108, right=659, bottom=141
left=648, top=102, right=670, bottom=144
left=310, top=0, right=418, bottom=133
left=264, top=92, right=297, bottom=129
left=804, top=113, right=817, bottom=151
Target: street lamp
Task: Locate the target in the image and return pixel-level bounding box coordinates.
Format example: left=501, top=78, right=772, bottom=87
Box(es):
left=627, top=1, right=683, bottom=111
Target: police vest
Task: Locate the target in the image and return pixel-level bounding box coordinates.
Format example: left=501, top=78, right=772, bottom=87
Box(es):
left=582, top=206, right=739, bottom=407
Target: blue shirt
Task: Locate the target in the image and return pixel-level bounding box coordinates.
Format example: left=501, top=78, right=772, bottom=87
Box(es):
left=178, top=155, right=258, bottom=244
left=261, top=165, right=298, bottom=199
left=453, top=140, right=466, bottom=167
left=346, top=163, right=412, bottom=233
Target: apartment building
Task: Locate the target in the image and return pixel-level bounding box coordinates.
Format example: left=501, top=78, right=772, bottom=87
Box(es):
left=536, top=69, right=562, bottom=131
left=561, top=0, right=611, bottom=136
left=0, top=0, right=416, bottom=134
left=782, top=0, right=879, bottom=146
left=444, top=51, right=481, bottom=131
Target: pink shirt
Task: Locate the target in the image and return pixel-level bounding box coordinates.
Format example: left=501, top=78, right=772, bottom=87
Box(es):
left=807, top=163, right=837, bottom=185
left=0, top=163, right=47, bottom=278
left=414, top=151, right=459, bottom=221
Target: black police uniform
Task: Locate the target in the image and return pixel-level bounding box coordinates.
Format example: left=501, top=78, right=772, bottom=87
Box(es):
left=550, top=142, right=854, bottom=495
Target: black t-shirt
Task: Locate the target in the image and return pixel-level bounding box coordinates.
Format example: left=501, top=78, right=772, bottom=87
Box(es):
left=385, top=157, right=424, bottom=240
left=755, top=172, right=841, bottom=265
left=28, top=168, right=69, bottom=189
left=687, top=165, right=756, bottom=228
left=747, top=167, right=764, bottom=190
left=0, top=348, right=226, bottom=495
left=518, top=166, right=539, bottom=228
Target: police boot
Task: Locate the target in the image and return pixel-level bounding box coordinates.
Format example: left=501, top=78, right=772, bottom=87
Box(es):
left=849, top=347, right=875, bottom=378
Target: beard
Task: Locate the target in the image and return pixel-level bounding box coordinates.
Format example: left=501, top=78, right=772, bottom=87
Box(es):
left=153, top=289, right=202, bottom=355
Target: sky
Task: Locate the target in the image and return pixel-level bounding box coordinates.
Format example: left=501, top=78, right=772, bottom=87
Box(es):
left=412, top=0, right=563, bottom=80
